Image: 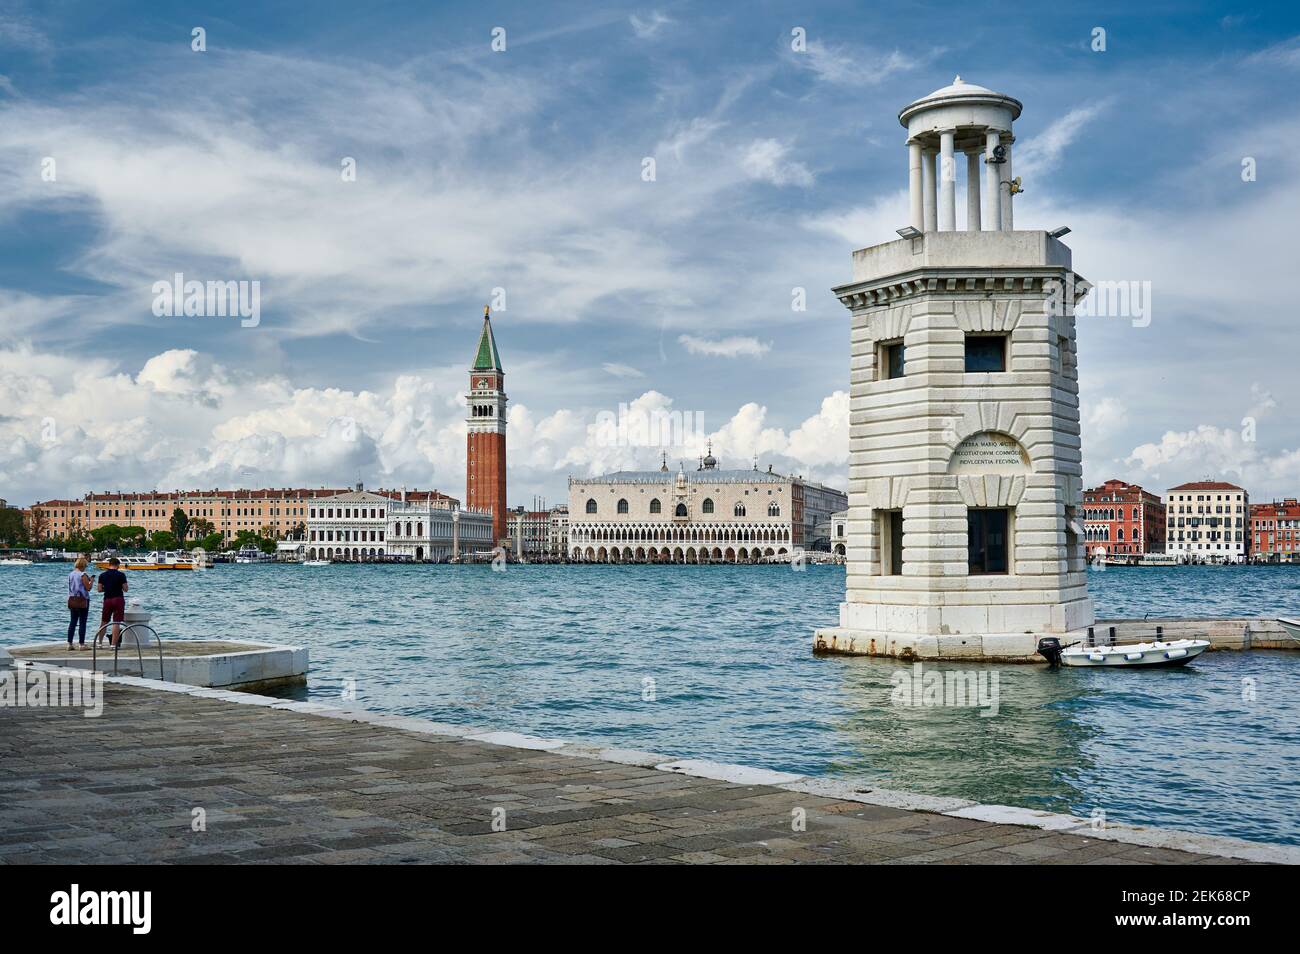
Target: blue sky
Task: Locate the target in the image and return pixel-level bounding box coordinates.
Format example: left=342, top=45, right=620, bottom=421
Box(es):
left=2, top=0, right=1298, bottom=507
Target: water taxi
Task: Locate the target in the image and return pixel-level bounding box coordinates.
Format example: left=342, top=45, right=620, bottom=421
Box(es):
left=95, top=551, right=203, bottom=571
left=0, top=556, right=34, bottom=566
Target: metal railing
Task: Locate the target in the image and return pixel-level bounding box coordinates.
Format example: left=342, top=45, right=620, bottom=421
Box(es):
left=91, top=622, right=165, bottom=681
left=1086, top=625, right=1165, bottom=647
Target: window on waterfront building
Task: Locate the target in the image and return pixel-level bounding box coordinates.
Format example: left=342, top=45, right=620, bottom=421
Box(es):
left=702, top=498, right=714, bottom=514
left=768, top=501, right=780, bottom=517
left=734, top=503, right=746, bottom=517
left=650, top=498, right=661, bottom=514
left=675, top=503, right=687, bottom=517
left=876, top=509, right=904, bottom=575
left=968, top=508, right=1010, bottom=575
left=617, top=499, right=628, bottom=514
left=964, top=334, right=1008, bottom=372
left=878, top=339, right=905, bottom=380
left=586, top=499, right=597, bottom=514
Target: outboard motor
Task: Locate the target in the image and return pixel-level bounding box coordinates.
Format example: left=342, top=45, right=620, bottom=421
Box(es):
left=1037, top=637, right=1064, bottom=668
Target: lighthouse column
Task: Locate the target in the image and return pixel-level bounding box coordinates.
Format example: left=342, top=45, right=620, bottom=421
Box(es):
left=984, top=130, right=1002, bottom=231
left=921, top=148, right=937, bottom=232
left=908, top=141, right=923, bottom=231
left=965, top=151, right=981, bottom=231
left=938, top=129, right=956, bottom=231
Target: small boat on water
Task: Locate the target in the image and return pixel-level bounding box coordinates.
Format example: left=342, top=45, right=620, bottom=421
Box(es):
left=1038, top=636, right=1211, bottom=668
left=95, top=551, right=202, bottom=571
left=302, top=559, right=331, bottom=566
left=1279, top=618, right=1300, bottom=642
left=0, top=556, right=33, bottom=566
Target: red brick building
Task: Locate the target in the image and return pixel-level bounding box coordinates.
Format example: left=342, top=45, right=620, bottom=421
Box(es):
left=1082, top=479, right=1166, bottom=557
left=1250, top=498, right=1300, bottom=563
left=466, top=307, right=508, bottom=542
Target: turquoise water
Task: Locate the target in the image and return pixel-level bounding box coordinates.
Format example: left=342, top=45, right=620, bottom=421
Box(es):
left=6, top=562, right=1300, bottom=845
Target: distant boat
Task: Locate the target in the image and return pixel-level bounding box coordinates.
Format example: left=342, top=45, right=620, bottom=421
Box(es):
left=0, top=556, right=33, bottom=566
left=302, top=559, right=331, bottom=566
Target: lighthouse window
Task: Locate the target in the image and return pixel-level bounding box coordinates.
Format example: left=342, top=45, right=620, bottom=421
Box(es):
left=965, top=334, right=1008, bottom=372
left=879, top=339, right=906, bottom=380
left=878, top=509, right=903, bottom=575
left=968, top=508, right=1010, bottom=574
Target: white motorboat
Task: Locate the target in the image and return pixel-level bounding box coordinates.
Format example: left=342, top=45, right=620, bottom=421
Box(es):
left=1039, top=636, right=1210, bottom=668
left=0, top=556, right=33, bottom=566
left=1278, top=618, right=1300, bottom=642
left=302, top=559, right=331, bottom=566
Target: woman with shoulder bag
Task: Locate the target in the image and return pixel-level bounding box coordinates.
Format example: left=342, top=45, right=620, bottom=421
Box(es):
left=66, top=556, right=93, bottom=650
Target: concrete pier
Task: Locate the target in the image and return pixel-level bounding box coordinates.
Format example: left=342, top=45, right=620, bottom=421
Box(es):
left=1, top=673, right=1291, bottom=864
left=814, top=617, right=1300, bottom=660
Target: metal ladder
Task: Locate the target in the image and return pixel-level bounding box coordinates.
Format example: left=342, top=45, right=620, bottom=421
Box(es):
left=90, top=622, right=165, bottom=681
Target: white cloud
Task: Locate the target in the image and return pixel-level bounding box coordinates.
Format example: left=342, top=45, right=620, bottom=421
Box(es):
left=741, top=138, right=813, bottom=187
left=629, top=11, right=673, bottom=40
left=792, top=40, right=928, bottom=88
left=601, top=362, right=644, bottom=378
left=1015, top=102, right=1108, bottom=178
left=0, top=348, right=847, bottom=505
left=678, top=334, right=771, bottom=358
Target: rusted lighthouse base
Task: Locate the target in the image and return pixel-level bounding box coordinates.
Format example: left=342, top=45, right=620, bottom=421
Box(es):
left=811, top=626, right=1090, bottom=663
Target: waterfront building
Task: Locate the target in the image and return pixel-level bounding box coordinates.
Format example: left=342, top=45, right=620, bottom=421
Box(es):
left=387, top=488, right=493, bottom=562
left=567, top=449, right=846, bottom=563
left=548, top=505, right=570, bottom=557
left=28, top=488, right=348, bottom=544
left=1250, top=498, right=1300, bottom=563
left=305, top=485, right=391, bottom=561
left=1164, top=481, right=1248, bottom=563
left=466, top=307, right=508, bottom=543
left=1082, top=479, right=1165, bottom=558
left=814, top=78, right=1094, bottom=660
left=508, top=507, right=553, bottom=559
left=829, top=510, right=848, bottom=557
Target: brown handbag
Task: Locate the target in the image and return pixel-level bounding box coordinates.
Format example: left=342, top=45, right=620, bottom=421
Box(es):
left=68, top=595, right=89, bottom=610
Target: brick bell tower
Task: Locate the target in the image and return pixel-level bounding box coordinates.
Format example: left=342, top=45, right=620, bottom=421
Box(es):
left=466, top=306, right=508, bottom=542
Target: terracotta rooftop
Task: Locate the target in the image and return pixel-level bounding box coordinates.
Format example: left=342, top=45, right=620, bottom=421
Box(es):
left=1167, top=481, right=1245, bottom=492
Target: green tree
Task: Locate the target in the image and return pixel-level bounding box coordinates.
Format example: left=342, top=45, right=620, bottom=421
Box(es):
left=199, top=531, right=224, bottom=553
left=191, top=517, right=215, bottom=538
left=119, top=525, right=148, bottom=550
left=169, top=507, right=190, bottom=544
left=258, top=536, right=276, bottom=555
left=0, top=508, right=26, bottom=546
left=91, top=524, right=124, bottom=551
left=149, top=530, right=177, bottom=551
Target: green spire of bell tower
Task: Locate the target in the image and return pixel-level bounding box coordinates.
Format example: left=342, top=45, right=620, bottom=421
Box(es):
left=472, top=305, right=503, bottom=372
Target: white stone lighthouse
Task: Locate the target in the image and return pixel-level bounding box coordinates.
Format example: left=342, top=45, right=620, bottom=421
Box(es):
left=814, top=78, right=1094, bottom=661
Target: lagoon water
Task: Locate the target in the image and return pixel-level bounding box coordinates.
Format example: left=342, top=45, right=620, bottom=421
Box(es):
left=6, top=561, right=1300, bottom=845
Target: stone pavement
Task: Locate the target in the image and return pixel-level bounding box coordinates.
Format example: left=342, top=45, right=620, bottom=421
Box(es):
left=0, top=681, right=1252, bottom=865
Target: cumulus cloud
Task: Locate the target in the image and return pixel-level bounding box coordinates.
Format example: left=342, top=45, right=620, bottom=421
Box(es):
left=678, top=334, right=771, bottom=358
left=0, top=348, right=848, bottom=505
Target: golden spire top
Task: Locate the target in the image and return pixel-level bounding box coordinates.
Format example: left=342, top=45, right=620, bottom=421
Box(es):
left=484, top=304, right=491, bottom=318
